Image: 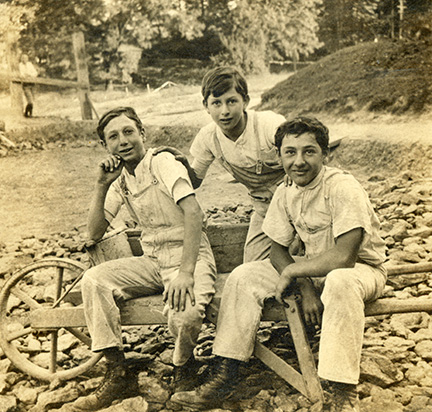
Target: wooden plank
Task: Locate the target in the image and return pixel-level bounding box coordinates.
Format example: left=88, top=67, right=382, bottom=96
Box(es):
left=254, top=342, right=308, bottom=396
left=365, top=298, right=432, bottom=316
left=283, top=296, right=324, bottom=404
left=1, top=73, right=87, bottom=88
left=5, top=32, right=22, bottom=116
left=206, top=223, right=248, bottom=273
left=72, top=31, right=92, bottom=120
left=30, top=295, right=168, bottom=329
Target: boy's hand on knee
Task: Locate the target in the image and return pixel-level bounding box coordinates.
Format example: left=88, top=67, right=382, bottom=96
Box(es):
left=163, top=272, right=195, bottom=312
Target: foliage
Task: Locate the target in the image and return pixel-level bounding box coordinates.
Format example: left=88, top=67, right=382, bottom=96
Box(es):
left=318, top=0, right=432, bottom=52
left=202, top=0, right=323, bottom=74
left=1, top=0, right=430, bottom=84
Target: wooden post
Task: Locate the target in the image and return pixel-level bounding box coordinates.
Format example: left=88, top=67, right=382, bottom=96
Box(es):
left=72, top=31, right=92, bottom=120
left=5, top=31, right=23, bottom=116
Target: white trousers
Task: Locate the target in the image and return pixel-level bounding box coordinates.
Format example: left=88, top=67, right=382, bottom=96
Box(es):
left=212, top=259, right=386, bottom=384
left=81, top=245, right=216, bottom=366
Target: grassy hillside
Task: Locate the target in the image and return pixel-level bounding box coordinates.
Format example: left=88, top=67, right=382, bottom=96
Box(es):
left=259, top=40, right=432, bottom=117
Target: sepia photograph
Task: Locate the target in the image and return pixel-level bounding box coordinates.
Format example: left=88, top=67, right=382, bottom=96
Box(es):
left=0, top=1, right=432, bottom=411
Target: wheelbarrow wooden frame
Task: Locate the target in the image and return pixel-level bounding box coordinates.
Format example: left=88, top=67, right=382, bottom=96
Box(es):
left=2, top=223, right=432, bottom=406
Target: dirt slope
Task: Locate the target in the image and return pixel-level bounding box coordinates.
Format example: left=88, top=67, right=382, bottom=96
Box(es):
left=259, top=40, right=432, bottom=117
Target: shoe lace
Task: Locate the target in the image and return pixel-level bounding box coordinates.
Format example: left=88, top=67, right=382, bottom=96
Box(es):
left=197, top=361, right=237, bottom=397
left=94, top=365, right=126, bottom=398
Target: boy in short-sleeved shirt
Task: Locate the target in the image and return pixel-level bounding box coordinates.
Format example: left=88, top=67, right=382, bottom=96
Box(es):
left=189, top=67, right=286, bottom=262
left=69, top=107, right=216, bottom=412
left=172, top=117, right=386, bottom=412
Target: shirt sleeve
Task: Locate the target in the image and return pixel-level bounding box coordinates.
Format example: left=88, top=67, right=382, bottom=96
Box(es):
left=262, top=184, right=297, bottom=246
left=330, top=175, right=374, bottom=239
left=104, top=181, right=124, bottom=223
left=259, top=111, right=286, bottom=146
left=152, top=152, right=195, bottom=203
left=190, top=126, right=216, bottom=179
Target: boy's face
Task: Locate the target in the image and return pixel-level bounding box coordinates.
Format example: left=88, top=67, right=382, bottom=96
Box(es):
left=279, top=132, right=327, bottom=187
left=103, top=114, right=146, bottom=168
left=204, top=87, right=249, bottom=139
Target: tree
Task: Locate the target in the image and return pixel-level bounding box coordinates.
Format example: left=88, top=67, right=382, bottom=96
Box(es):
left=200, top=0, right=323, bottom=74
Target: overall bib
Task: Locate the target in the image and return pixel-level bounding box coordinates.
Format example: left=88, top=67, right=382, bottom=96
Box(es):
left=82, top=150, right=216, bottom=366
left=212, top=112, right=285, bottom=262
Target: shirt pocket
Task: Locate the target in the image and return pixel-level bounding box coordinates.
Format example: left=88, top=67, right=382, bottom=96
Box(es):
left=299, top=197, right=332, bottom=234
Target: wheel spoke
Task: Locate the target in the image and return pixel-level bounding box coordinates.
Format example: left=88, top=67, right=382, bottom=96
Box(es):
left=0, top=259, right=100, bottom=381
left=6, top=326, right=33, bottom=342
left=50, top=331, right=58, bottom=373
left=10, top=286, right=41, bottom=310
left=65, top=327, right=92, bottom=348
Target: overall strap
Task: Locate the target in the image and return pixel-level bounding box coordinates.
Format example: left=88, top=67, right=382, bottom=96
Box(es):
left=119, top=175, right=141, bottom=226
left=252, top=112, right=264, bottom=175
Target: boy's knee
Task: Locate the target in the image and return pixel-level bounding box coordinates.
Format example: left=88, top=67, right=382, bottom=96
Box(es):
left=323, top=269, right=359, bottom=299
left=227, top=262, right=259, bottom=287
left=169, top=304, right=204, bottom=330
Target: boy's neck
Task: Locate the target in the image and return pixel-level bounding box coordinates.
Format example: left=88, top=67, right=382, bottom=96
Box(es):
left=223, top=112, right=248, bottom=142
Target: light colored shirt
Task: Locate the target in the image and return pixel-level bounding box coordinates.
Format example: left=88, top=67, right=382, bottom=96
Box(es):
left=104, top=152, right=194, bottom=223
left=262, top=166, right=386, bottom=266
left=19, top=61, right=38, bottom=78
left=190, top=109, right=285, bottom=179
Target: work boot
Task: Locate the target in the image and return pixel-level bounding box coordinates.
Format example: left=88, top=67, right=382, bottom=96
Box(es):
left=170, top=356, right=241, bottom=410
left=72, top=362, right=137, bottom=411
left=172, top=356, right=201, bottom=393
left=325, top=382, right=360, bottom=412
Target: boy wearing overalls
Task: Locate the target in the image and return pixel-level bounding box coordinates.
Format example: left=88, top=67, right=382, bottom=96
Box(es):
left=71, top=107, right=216, bottom=411
left=159, top=66, right=286, bottom=262
left=172, top=117, right=387, bottom=412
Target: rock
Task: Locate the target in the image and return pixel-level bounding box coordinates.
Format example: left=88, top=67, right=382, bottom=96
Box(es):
left=360, top=387, right=404, bottom=412
left=28, top=383, right=80, bottom=411
left=99, top=396, right=148, bottom=412
left=387, top=220, right=410, bottom=242
left=414, top=340, right=432, bottom=361
left=137, top=375, right=170, bottom=403
left=405, top=361, right=432, bottom=386
left=409, top=327, right=432, bottom=343
left=404, top=395, right=431, bottom=412
left=58, top=333, right=78, bottom=352
left=0, top=395, right=17, bottom=412
left=360, top=352, right=404, bottom=387
left=0, top=359, right=12, bottom=375
left=271, top=391, right=299, bottom=412
left=387, top=273, right=429, bottom=290
left=13, top=384, right=38, bottom=404
left=31, top=351, right=68, bottom=369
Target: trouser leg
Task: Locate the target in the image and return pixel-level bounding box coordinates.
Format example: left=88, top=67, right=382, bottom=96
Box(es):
left=81, top=256, right=162, bottom=352
left=318, top=264, right=386, bottom=384
left=163, top=242, right=216, bottom=366
left=243, top=211, right=272, bottom=263
left=213, top=259, right=279, bottom=361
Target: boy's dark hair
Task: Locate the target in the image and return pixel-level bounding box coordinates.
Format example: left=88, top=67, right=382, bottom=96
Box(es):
left=201, top=66, right=249, bottom=104
left=97, top=107, right=145, bottom=142
left=274, top=117, right=329, bottom=154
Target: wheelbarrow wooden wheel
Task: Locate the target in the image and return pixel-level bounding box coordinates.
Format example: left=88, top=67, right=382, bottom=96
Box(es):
left=0, top=258, right=102, bottom=381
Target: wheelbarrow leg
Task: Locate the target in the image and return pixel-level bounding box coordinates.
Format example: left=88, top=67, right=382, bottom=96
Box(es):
left=254, top=296, right=323, bottom=405
left=283, top=295, right=323, bottom=404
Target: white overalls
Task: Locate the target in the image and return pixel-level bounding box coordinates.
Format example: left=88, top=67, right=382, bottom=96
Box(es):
left=212, top=167, right=387, bottom=384
left=82, top=150, right=216, bottom=366
left=192, top=111, right=286, bottom=262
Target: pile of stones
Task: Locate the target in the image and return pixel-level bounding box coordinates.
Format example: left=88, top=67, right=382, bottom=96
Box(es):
left=0, top=170, right=431, bottom=412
